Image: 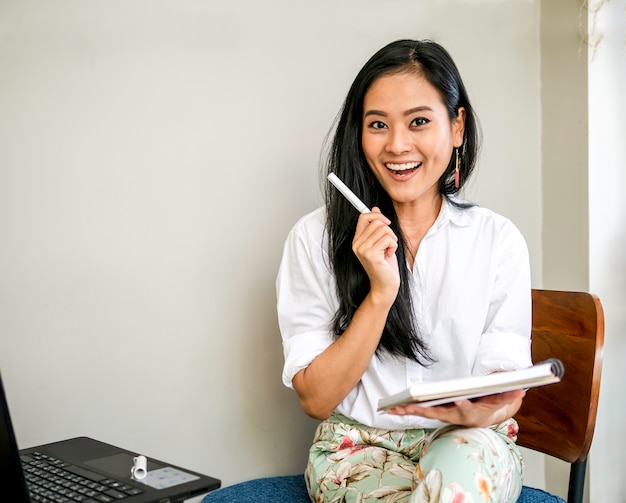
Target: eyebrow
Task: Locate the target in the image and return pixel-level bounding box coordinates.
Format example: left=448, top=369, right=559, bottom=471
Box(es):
left=363, top=106, right=433, bottom=118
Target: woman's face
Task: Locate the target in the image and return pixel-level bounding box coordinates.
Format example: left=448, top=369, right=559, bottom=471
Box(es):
left=361, top=71, right=465, bottom=210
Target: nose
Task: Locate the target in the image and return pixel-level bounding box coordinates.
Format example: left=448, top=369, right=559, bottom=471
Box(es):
left=385, top=127, right=412, bottom=155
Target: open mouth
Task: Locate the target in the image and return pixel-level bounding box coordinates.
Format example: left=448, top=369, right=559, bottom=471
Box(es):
left=385, top=162, right=421, bottom=176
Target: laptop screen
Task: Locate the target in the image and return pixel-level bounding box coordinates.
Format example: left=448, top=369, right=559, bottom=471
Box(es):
left=0, top=372, right=31, bottom=502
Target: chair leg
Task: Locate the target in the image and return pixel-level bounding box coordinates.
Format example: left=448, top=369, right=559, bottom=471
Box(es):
left=567, top=459, right=587, bottom=503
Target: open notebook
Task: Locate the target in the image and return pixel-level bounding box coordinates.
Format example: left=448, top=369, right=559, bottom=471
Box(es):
left=378, top=359, right=564, bottom=411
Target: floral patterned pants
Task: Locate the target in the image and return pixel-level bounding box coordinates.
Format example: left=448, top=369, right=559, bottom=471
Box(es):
left=306, top=413, right=524, bottom=503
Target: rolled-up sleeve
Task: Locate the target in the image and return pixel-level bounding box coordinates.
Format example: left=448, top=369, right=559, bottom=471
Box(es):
left=276, top=209, right=337, bottom=388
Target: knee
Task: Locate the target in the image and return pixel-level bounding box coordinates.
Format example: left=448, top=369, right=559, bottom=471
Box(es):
left=415, top=427, right=523, bottom=503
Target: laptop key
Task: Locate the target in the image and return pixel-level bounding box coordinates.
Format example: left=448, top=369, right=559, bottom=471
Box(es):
left=63, top=465, right=107, bottom=482
left=104, top=489, right=127, bottom=499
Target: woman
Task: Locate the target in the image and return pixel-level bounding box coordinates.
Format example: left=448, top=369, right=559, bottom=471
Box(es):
left=276, top=39, right=532, bottom=503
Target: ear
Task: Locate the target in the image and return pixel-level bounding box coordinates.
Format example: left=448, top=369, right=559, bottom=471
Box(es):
left=452, top=107, right=466, bottom=147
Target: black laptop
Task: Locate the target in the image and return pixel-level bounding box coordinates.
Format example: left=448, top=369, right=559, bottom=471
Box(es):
left=0, top=371, right=220, bottom=502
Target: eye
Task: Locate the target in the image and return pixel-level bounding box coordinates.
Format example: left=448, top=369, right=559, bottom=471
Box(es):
left=410, top=117, right=430, bottom=127
left=368, top=120, right=387, bottom=130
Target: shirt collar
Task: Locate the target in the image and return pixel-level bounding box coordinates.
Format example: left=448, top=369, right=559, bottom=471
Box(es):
left=429, top=196, right=474, bottom=234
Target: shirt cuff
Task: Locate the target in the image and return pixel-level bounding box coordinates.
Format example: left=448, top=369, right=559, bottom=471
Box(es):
left=473, top=332, right=532, bottom=375
left=281, top=330, right=334, bottom=389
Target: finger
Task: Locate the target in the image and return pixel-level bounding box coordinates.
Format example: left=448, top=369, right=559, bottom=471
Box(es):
left=354, top=220, right=397, bottom=253
left=355, top=216, right=390, bottom=240
left=472, top=389, right=525, bottom=406
left=354, top=231, right=398, bottom=262
left=369, top=206, right=389, bottom=221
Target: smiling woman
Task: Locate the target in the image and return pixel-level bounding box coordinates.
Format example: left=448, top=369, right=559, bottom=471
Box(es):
left=276, top=39, right=533, bottom=503
left=361, top=72, right=465, bottom=244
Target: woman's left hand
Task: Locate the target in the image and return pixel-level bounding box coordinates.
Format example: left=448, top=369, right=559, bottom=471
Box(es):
left=386, top=389, right=525, bottom=427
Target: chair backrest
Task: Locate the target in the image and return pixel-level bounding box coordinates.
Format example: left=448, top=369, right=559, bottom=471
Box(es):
left=515, top=289, right=605, bottom=463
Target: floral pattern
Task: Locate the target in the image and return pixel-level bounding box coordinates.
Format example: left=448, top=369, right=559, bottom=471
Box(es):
left=306, top=414, right=524, bottom=503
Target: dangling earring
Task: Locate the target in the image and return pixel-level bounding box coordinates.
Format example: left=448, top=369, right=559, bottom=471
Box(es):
left=454, top=147, right=460, bottom=189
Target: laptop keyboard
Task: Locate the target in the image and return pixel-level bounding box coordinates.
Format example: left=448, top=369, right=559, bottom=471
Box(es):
left=21, top=451, right=145, bottom=503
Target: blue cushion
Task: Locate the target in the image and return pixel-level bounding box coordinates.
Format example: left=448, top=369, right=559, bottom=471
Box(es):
left=518, top=486, right=566, bottom=503
left=202, top=475, right=309, bottom=502
left=201, top=474, right=566, bottom=502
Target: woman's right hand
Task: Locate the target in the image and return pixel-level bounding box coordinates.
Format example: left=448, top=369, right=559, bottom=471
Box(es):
left=292, top=207, right=400, bottom=420
left=352, top=207, right=400, bottom=306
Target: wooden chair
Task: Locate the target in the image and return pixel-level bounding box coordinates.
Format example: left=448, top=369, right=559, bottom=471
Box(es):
left=515, top=289, right=605, bottom=503
left=202, top=289, right=605, bottom=503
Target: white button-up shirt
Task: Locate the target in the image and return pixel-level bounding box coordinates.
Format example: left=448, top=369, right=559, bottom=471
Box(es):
left=276, top=198, right=532, bottom=429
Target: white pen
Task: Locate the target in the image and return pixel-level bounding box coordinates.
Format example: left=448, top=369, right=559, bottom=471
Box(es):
left=327, top=173, right=371, bottom=214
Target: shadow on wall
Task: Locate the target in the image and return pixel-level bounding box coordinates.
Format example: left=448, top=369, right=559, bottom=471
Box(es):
left=240, top=276, right=319, bottom=476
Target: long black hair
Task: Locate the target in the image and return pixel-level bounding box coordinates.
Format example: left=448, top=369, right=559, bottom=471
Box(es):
left=324, top=39, right=481, bottom=363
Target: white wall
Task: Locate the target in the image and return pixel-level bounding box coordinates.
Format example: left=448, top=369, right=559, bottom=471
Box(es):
left=540, top=0, right=589, bottom=292
left=0, top=0, right=545, bottom=489
left=588, top=0, right=626, bottom=501
left=539, top=1, right=626, bottom=501
left=539, top=0, right=589, bottom=498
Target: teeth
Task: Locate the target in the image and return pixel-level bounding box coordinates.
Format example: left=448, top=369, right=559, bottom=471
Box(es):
left=386, top=162, right=420, bottom=171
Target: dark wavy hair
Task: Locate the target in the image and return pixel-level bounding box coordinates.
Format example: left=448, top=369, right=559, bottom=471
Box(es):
left=323, top=39, right=481, bottom=363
